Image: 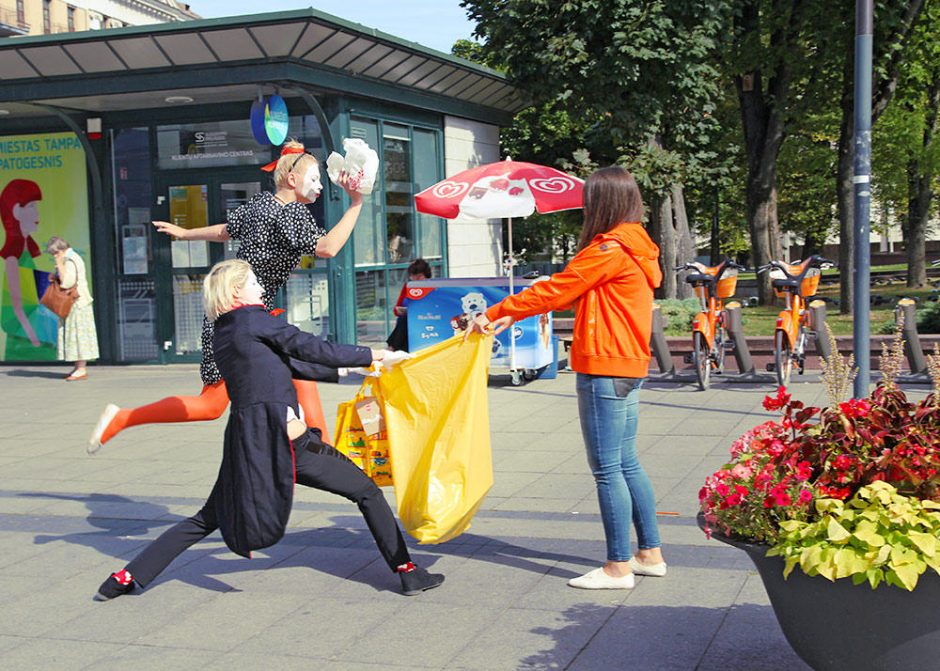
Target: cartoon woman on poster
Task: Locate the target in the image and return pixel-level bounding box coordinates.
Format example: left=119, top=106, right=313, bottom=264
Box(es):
left=1, top=179, right=57, bottom=360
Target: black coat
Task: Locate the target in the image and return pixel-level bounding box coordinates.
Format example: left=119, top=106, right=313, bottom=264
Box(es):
left=212, top=305, right=372, bottom=557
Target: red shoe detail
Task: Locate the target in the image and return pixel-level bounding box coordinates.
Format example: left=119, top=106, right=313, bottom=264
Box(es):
left=113, top=569, right=133, bottom=585
left=395, top=562, right=416, bottom=573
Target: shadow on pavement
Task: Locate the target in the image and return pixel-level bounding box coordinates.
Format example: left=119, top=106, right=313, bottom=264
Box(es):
left=5, top=369, right=67, bottom=379
left=522, top=602, right=809, bottom=670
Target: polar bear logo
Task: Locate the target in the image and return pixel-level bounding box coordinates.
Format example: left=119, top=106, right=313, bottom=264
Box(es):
left=461, top=291, right=487, bottom=315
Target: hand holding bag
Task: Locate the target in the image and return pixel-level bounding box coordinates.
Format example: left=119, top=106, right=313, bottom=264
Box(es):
left=39, top=260, right=79, bottom=319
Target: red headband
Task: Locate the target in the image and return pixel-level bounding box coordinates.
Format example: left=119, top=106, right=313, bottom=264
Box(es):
left=260, top=145, right=305, bottom=173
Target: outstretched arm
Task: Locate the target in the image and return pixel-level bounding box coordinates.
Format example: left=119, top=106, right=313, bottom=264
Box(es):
left=153, top=221, right=231, bottom=242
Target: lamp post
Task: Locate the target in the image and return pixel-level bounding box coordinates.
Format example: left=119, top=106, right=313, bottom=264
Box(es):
left=853, top=0, right=873, bottom=398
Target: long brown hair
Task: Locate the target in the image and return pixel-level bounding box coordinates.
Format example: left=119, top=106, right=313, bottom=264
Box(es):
left=577, top=166, right=645, bottom=251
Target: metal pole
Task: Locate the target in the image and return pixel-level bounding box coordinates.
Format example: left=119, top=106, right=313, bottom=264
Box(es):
left=853, top=0, right=873, bottom=398
left=507, top=217, right=516, bottom=373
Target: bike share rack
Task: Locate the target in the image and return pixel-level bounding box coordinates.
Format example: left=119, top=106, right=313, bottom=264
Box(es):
left=896, top=298, right=931, bottom=384
left=721, top=303, right=776, bottom=383
left=648, top=304, right=697, bottom=382
left=807, top=300, right=832, bottom=363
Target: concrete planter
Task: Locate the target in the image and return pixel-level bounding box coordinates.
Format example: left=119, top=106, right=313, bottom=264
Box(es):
left=698, top=513, right=940, bottom=671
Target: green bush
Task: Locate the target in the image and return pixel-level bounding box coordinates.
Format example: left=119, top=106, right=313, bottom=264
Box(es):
left=917, top=300, right=940, bottom=334
left=657, top=298, right=701, bottom=336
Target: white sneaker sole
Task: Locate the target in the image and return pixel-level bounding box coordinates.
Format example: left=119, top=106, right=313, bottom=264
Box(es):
left=567, top=568, right=635, bottom=590
left=88, top=404, right=120, bottom=455
left=629, top=557, right=667, bottom=577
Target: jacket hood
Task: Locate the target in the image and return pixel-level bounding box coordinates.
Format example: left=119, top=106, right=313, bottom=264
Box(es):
left=598, top=223, right=662, bottom=288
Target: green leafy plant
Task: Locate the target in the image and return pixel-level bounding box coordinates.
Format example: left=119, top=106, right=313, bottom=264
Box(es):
left=656, top=298, right=701, bottom=335
left=768, top=481, right=940, bottom=591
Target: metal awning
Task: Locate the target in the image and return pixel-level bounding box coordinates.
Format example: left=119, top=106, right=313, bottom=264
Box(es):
left=0, top=9, right=525, bottom=123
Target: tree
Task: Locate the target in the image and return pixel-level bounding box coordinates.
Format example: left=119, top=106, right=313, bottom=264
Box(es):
left=833, top=0, right=925, bottom=311
left=461, top=0, right=729, bottom=298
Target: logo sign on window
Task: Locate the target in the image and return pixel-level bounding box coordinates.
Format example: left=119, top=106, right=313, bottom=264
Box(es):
left=249, top=95, right=289, bottom=146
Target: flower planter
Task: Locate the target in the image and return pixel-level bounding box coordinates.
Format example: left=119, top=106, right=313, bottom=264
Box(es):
left=698, top=513, right=940, bottom=671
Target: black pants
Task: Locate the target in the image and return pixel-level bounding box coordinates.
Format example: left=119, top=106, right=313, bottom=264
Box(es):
left=386, top=315, right=409, bottom=351
left=126, top=430, right=411, bottom=587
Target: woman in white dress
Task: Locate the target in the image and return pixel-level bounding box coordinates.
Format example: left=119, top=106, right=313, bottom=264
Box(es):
left=46, top=236, right=98, bottom=380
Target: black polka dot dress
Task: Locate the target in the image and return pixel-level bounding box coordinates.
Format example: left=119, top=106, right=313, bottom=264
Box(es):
left=199, top=192, right=324, bottom=386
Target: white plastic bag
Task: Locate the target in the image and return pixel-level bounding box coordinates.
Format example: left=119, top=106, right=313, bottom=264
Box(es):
left=326, top=138, right=380, bottom=195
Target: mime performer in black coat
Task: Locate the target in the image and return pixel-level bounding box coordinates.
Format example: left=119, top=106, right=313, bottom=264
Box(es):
left=94, top=259, right=444, bottom=600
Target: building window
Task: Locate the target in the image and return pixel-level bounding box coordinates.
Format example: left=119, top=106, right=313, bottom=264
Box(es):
left=42, top=0, right=51, bottom=34
left=349, top=116, right=444, bottom=345
left=16, top=0, right=25, bottom=26
left=67, top=6, right=75, bottom=32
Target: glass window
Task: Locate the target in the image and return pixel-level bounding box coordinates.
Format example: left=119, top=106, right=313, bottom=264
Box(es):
left=156, top=120, right=270, bottom=170
left=111, top=128, right=153, bottom=276
left=351, top=118, right=383, bottom=266
left=17, top=0, right=25, bottom=25
left=117, top=279, right=158, bottom=362
left=414, top=128, right=443, bottom=260
left=167, top=185, right=210, bottom=268
left=286, top=272, right=329, bottom=338
left=67, top=6, right=75, bottom=31
left=355, top=269, right=389, bottom=345
left=172, top=274, right=205, bottom=355
left=43, top=0, right=51, bottom=34
left=384, top=124, right=414, bottom=264
left=219, top=181, right=261, bottom=260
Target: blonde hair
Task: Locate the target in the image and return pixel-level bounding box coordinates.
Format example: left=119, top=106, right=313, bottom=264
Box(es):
left=203, top=259, right=253, bottom=321
left=273, top=139, right=318, bottom=188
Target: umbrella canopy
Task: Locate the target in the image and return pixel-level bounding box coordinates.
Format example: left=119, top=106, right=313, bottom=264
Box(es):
left=415, top=160, right=584, bottom=220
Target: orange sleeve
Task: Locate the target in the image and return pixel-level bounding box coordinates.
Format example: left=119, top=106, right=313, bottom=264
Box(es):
left=485, top=245, right=623, bottom=322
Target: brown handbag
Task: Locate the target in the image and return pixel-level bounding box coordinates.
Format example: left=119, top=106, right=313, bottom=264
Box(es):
left=40, top=261, right=79, bottom=320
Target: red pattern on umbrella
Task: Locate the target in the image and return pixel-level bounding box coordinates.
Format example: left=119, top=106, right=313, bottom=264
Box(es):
left=415, top=160, right=584, bottom=219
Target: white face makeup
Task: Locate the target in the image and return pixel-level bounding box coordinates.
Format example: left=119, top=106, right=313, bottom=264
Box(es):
left=235, top=270, right=264, bottom=306
left=300, top=164, right=322, bottom=203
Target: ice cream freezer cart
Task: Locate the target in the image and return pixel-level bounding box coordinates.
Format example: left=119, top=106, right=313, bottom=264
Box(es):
left=404, top=277, right=555, bottom=386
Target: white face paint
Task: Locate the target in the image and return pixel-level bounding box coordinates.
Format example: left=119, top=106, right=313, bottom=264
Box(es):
left=301, top=164, right=322, bottom=202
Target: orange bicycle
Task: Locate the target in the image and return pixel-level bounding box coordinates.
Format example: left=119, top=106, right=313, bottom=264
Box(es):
left=676, top=259, right=745, bottom=390
left=757, top=255, right=835, bottom=386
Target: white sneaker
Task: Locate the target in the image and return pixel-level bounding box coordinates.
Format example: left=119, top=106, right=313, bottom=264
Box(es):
left=628, top=557, right=668, bottom=577
left=88, top=404, right=119, bottom=455
left=567, top=567, right=635, bottom=590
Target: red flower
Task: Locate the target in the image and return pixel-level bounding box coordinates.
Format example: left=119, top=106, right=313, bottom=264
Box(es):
left=763, top=386, right=791, bottom=412
left=798, top=489, right=813, bottom=505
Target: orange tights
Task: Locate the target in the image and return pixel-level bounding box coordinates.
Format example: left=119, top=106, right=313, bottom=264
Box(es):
left=99, top=379, right=331, bottom=445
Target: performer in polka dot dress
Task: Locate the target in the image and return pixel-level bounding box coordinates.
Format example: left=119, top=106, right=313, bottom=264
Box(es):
left=88, top=141, right=365, bottom=453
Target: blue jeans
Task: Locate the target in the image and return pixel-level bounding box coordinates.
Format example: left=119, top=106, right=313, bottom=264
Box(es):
left=576, top=374, right=661, bottom=561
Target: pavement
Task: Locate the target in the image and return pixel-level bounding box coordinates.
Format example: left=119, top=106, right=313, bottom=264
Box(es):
left=0, top=360, right=879, bottom=670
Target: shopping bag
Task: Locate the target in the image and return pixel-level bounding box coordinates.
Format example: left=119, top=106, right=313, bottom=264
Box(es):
left=334, top=376, right=393, bottom=487
left=377, top=332, right=494, bottom=544
left=325, top=138, right=380, bottom=195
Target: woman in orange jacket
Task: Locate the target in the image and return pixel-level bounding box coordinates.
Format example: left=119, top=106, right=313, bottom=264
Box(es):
left=483, top=166, right=667, bottom=589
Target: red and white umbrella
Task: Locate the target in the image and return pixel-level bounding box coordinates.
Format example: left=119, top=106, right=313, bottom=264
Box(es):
left=415, top=159, right=584, bottom=372
left=415, top=159, right=584, bottom=220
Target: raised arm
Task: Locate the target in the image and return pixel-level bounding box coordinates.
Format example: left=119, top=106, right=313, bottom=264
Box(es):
left=315, top=174, right=363, bottom=258
left=256, top=310, right=376, bottom=369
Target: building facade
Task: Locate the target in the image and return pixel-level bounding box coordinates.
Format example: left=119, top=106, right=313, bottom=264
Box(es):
left=0, top=10, right=520, bottom=366
left=0, top=0, right=196, bottom=37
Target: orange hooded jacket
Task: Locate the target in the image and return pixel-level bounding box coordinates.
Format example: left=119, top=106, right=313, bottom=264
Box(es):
left=485, top=222, right=662, bottom=378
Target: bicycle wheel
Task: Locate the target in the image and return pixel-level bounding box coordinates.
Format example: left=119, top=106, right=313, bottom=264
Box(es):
left=774, top=330, right=792, bottom=387
left=714, top=327, right=727, bottom=375
left=693, top=331, right=711, bottom=390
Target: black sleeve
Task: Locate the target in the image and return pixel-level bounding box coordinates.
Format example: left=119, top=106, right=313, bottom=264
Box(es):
left=280, top=204, right=323, bottom=254
left=254, top=310, right=373, bottom=368
left=286, top=357, right=340, bottom=383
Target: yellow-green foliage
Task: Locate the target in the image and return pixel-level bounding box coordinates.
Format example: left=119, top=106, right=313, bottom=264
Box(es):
left=768, top=481, right=940, bottom=591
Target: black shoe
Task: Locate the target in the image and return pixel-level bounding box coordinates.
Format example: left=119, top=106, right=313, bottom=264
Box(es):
left=399, top=565, right=444, bottom=596
left=94, top=572, right=135, bottom=601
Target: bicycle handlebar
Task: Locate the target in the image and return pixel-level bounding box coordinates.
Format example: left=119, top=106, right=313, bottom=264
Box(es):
left=757, top=255, right=835, bottom=276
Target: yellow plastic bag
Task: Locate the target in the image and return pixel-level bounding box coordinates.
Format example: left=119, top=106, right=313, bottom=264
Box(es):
left=334, top=377, right=393, bottom=487
left=377, top=332, right=494, bottom=544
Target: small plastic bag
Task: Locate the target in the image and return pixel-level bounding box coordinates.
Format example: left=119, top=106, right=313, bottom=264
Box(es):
left=326, top=138, right=380, bottom=195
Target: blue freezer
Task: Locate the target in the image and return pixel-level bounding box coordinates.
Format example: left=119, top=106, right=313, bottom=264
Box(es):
left=404, top=277, right=554, bottom=370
